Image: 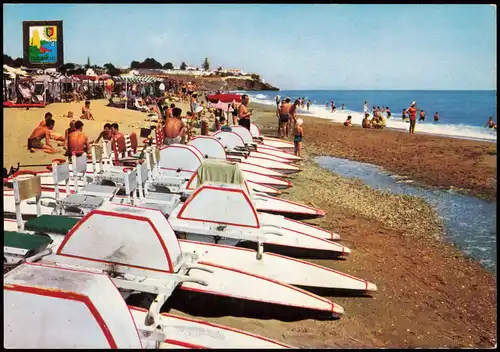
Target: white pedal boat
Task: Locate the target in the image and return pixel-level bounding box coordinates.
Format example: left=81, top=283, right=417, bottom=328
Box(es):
left=4, top=217, right=374, bottom=294
left=4, top=202, right=346, bottom=320
left=208, top=132, right=300, bottom=174
left=249, top=123, right=296, bottom=153
left=224, top=125, right=302, bottom=162
left=189, top=136, right=293, bottom=178
left=4, top=263, right=292, bottom=348
left=3, top=178, right=348, bottom=257
left=212, top=130, right=293, bottom=164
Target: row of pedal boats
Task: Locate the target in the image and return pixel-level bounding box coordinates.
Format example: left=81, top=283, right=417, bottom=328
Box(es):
left=4, top=123, right=376, bottom=348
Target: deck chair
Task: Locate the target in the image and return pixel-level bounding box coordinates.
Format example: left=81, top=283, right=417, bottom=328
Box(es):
left=17, top=84, right=33, bottom=104
left=5, top=175, right=55, bottom=265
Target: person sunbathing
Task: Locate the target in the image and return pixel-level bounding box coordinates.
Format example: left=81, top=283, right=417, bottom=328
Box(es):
left=362, top=113, right=371, bottom=128
left=164, top=107, right=186, bottom=145
left=28, top=119, right=59, bottom=154
left=343, top=115, right=352, bottom=127
left=81, top=100, right=95, bottom=120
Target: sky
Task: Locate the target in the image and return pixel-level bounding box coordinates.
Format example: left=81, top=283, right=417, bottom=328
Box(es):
left=3, top=4, right=497, bottom=90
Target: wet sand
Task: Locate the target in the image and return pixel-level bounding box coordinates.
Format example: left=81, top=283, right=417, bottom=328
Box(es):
left=3, top=99, right=497, bottom=348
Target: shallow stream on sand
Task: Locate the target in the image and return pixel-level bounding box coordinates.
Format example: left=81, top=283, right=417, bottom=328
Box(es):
left=316, top=156, right=497, bottom=275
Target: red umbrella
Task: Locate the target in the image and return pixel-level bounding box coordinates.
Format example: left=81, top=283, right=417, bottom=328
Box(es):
left=209, top=101, right=233, bottom=111
left=207, top=94, right=241, bottom=103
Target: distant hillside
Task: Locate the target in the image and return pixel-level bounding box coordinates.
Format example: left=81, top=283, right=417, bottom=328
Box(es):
left=198, top=76, right=279, bottom=91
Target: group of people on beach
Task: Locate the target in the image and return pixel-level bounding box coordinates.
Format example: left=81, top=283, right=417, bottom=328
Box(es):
left=275, top=97, right=304, bottom=156
left=27, top=108, right=125, bottom=158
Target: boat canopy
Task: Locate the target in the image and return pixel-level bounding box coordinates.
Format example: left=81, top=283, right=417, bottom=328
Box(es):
left=228, top=125, right=255, bottom=145
left=188, top=136, right=227, bottom=160
left=4, top=263, right=143, bottom=349
left=158, top=144, right=204, bottom=173
left=177, top=183, right=259, bottom=228
left=56, top=203, right=183, bottom=274
left=212, top=131, right=246, bottom=149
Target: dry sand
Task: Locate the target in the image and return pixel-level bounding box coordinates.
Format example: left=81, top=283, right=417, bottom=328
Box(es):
left=2, top=99, right=497, bottom=348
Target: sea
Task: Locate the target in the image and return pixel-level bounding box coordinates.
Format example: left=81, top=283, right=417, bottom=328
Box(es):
left=243, top=90, right=497, bottom=142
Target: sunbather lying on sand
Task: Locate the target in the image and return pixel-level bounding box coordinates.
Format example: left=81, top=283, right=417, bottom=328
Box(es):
left=28, top=119, right=60, bottom=154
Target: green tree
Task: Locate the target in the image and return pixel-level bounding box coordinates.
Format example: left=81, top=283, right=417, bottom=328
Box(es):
left=103, top=63, right=120, bottom=76
left=130, top=60, right=140, bottom=69
left=202, top=57, right=210, bottom=71
left=59, top=62, right=76, bottom=74
left=180, top=62, right=187, bottom=70
left=86, top=56, right=91, bottom=69
left=163, top=62, right=174, bottom=70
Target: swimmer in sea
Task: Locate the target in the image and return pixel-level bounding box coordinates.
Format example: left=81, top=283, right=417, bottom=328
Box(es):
left=433, top=112, right=439, bottom=122
left=386, top=107, right=391, bottom=119
left=485, top=116, right=496, bottom=129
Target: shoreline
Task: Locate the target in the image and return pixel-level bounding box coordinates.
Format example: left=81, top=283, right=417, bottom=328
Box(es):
left=247, top=99, right=497, bottom=144
left=250, top=101, right=497, bottom=202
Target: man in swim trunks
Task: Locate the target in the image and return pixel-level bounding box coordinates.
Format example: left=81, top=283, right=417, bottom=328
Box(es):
left=434, top=112, right=440, bottom=122
left=167, top=103, right=176, bottom=119
left=279, top=97, right=291, bottom=138
left=28, top=118, right=59, bottom=154
left=164, top=107, right=186, bottom=145
left=38, top=112, right=65, bottom=143
left=407, top=101, right=417, bottom=135
left=111, top=123, right=125, bottom=141
left=307, top=100, right=311, bottom=111
left=238, top=94, right=252, bottom=131
left=386, top=107, right=391, bottom=119
left=68, top=120, right=90, bottom=156
left=289, top=99, right=300, bottom=137
left=485, top=116, right=496, bottom=129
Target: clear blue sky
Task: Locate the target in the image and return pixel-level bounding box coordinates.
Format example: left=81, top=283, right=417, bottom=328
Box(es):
left=3, top=4, right=496, bottom=90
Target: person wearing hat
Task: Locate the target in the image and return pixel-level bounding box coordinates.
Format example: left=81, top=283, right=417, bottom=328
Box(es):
left=407, top=101, right=418, bottom=135
left=68, top=120, right=90, bottom=157
left=293, top=118, right=304, bottom=157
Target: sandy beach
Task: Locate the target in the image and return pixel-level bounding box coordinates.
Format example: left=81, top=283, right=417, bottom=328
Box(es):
left=2, top=99, right=497, bottom=348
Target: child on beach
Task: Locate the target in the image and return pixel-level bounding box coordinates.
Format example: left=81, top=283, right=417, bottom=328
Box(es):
left=293, top=118, right=304, bottom=157
left=81, top=101, right=95, bottom=120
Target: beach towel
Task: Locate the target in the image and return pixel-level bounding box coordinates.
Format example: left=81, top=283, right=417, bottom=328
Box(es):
left=196, top=159, right=245, bottom=187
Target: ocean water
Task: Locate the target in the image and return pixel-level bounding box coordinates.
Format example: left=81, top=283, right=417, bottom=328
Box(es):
left=316, top=156, right=497, bottom=275
left=245, top=90, right=497, bottom=142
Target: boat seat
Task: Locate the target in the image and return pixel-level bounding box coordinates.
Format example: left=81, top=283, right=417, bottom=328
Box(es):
left=60, top=194, right=105, bottom=210
left=25, top=215, right=79, bottom=235
left=4, top=231, right=53, bottom=252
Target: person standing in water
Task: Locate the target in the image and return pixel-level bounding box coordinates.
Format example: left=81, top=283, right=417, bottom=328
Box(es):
left=341, top=104, right=345, bottom=110
left=433, top=112, right=440, bottom=122
left=307, top=100, right=311, bottom=111
left=363, top=101, right=368, bottom=115
left=407, top=101, right=417, bottom=135
left=386, top=107, right=391, bottom=119
left=419, top=110, right=426, bottom=122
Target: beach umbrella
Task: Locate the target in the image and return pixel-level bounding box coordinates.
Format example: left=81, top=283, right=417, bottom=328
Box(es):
left=207, top=93, right=242, bottom=103
left=209, top=101, right=233, bottom=111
